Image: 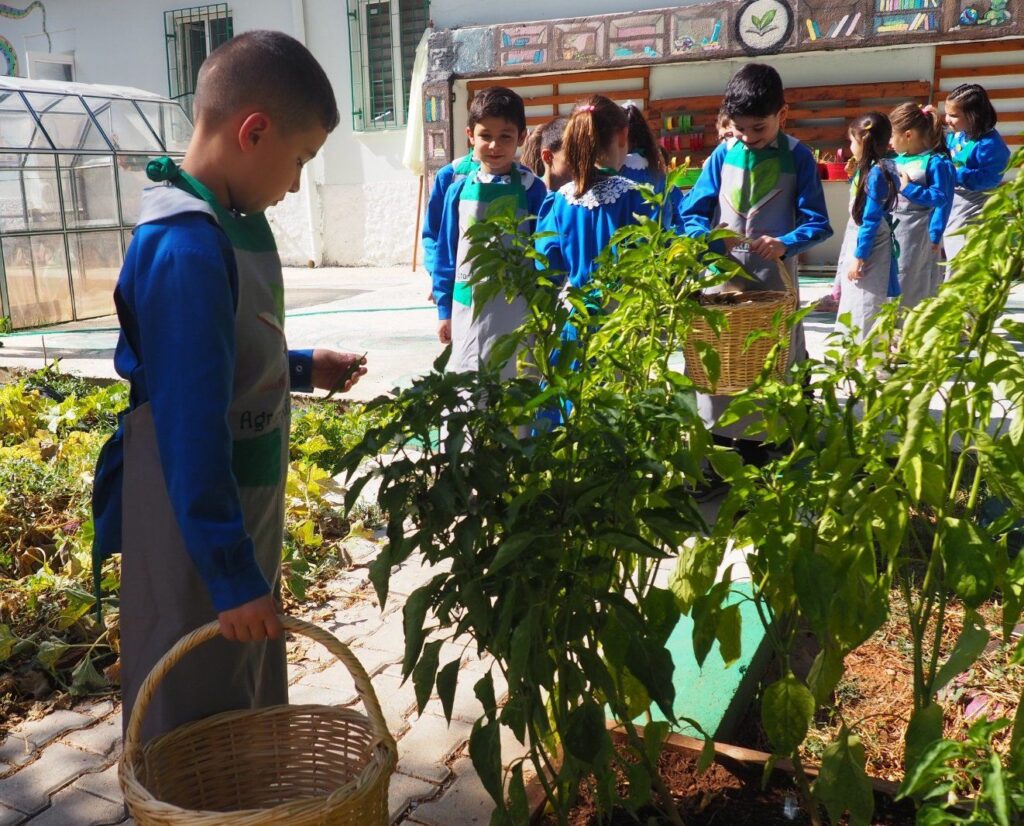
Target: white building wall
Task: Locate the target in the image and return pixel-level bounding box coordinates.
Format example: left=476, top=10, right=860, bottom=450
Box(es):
left=0, top=1, right=948, bottom=267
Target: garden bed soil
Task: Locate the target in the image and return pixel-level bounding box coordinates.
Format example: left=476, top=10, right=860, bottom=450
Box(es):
left=536, top=733, right=916, bottom=825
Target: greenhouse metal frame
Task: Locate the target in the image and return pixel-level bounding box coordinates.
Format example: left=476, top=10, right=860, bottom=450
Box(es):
left=0, top=77, right=192, bottom=330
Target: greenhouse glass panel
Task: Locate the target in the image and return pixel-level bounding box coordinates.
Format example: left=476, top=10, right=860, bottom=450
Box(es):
left=67, top=231, right=123, bottom=320
left=135, top=101, right=192, bottom=152
left=23, top=93, right=108, bottom=151
left=3, top=233, right=73, bottom=328
left=116, top=155, right=157, bottom=226
left=83, top=97, right=161, bottom=152
left=0, top=90, right=48, bottom=153
left=59, top=155, right=118, bottom=229
left=0, top=153, right=61, bottom=233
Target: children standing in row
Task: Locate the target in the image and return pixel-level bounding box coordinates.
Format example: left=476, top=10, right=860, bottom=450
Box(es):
left=835, top=113, right=900, bottom=341
left=433, top=87, right=547, bottom=378
left=889, top=103, right=955, bottom=309
left=943, top=83, right=1011, bottom=263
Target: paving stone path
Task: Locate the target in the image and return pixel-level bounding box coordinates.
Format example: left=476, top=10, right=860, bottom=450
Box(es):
left=0, top=538, right=525, bottom=824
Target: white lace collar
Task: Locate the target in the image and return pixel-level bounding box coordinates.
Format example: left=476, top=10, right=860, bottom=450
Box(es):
left=558, top=176, right=635, bottom=209
left=623, top=153, right=649, bottom=171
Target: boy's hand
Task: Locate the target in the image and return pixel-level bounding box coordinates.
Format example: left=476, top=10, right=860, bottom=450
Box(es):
left=748, top=236, right=786, bottom=260
left=426, top=289, right=436, bottom=304
left=311, top=349, right=367, bottom=395
left=438, top=319, right=452, bottom=344
left=218, top=594, right=282, bottom=643
left=847, top=258, right=866, bottom=282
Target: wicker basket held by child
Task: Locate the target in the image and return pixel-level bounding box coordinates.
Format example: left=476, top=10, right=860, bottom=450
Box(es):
left=120, top=616, right=397, bottom=825
left=683, top=258, right=797, bottom=395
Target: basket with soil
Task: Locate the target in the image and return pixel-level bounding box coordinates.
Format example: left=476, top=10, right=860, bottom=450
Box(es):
left=683, top=260, right=796, bottom=395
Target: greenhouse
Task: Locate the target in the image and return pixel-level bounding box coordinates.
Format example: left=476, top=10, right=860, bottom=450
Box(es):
left=0, top=76, right=192, bottom=330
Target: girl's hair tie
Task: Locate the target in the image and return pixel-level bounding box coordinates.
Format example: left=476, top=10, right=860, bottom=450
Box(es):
left=921, top=104, right=936, bottom=115
left=578, top=104, right=596, bottom=113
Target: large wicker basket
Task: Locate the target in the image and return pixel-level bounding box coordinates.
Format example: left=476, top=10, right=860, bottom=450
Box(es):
left=683, top=259, right=797, bottom=394
left=119, top=616, right=397, bottom=825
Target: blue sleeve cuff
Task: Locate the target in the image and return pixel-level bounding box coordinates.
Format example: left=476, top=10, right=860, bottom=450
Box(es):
left=437, top=300, right=452, bottom=320
left=289, top=349, right=315, bottom=392
left=205, top=536, right=272, bottom=612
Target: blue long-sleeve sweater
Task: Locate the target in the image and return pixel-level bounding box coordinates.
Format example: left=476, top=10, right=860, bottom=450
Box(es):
left=855, top=164, right=897, bottom=261
left=900, top=153, right=956, bottom=244
left=947, top=129, right=1010, bottom=191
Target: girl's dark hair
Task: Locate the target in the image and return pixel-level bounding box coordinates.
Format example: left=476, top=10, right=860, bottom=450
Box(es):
left=564, top=95, right=628, bottom=198
left=522, top=117, right=567, bottom=176
left=947, top=83, right=998, bottom=139
left=889, top=102, right=947, bottom=156
left=623, top=103, right=665, bottom=176
left=849, top=112, right=897, bottom=226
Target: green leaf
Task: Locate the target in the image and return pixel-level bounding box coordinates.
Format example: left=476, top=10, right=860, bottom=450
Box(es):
left=716, top=603, right=742, bottom=668
left=697, top=735, right=716, bottom=774
left=474, top=671, right=498, bottom=717
left=469, top=717, right=503, bottom=805
left=0, top=625, right=15, bottom=663
left=905, top=702, right=944, bottom=773
left=412, top=639, right=442, bottom=713
left=643, top=720, right=670, bottom=768
left=983, top=752, right=1011, bottom=826
left=762, top=674, right=815, bottom=754
left=812, top=727, right=874, bottom=826
left=70, top=654, right=107, bottom=697
left=625, top=638, right=676, bottom=720
left=937, top=517, right=1001, bottom=608
left=897, top=739, right=960, bottom=800
left=35, top=639, right=69, bottom=674
left=807, top=645, right=844, bottom=705
left=933, top=610, right=989, bottom=693
left=489, top=532, right=536, bottom=574
left=507, top=762, right=530, bottom=824
left=564, top=699, right=609, bottom=765
left=436, top=659, right=460, bottom=724
left=599, top=530, right=667, bottom=558
left=402, top=583, right=434, bottom=677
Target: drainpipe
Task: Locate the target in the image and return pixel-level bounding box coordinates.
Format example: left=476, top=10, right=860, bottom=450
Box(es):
left=291, top=0, right=326, bottom=266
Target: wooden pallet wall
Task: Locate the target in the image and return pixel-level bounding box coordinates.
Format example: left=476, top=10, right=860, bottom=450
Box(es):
left=932, top=39, right=1024, bottom=146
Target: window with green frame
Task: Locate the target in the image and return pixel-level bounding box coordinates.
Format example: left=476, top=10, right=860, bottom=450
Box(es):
left=164, top=4, right=234, bottom=118
left=347, top=0, right=429, bottom=131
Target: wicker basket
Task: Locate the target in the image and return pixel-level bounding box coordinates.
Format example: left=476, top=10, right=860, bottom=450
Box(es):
left=683, top=259, right=797, bottom=394
left=119, top=616, right=397, bottom=825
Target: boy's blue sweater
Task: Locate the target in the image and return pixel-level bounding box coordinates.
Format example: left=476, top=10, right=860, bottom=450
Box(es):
left=95, top=211, right=312, bottom=612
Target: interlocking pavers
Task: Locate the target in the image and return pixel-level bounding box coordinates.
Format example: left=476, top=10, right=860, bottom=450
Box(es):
left=21, top=786, right=123, bottom=826
left=404, top=756, right=494, bottom=825
left=61, top=716, right=122, bottom=758
left=387, top=772, right=438, bottom=824
left=396, top=713, right=471, bottom=784
left=0, top=744, right=104, bottom=817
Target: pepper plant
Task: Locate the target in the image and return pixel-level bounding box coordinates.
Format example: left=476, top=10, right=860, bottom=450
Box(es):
left=338, top=172, right=753, bottom=825
left=678, top=149, right=1024, bottom=825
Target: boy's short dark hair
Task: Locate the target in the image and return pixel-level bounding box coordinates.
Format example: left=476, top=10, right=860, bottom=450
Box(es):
left=468, top=87, right=527, bottom=133
left=193, top=30, right=340, bottom=134
left=722, top=63, right=785, bottom=119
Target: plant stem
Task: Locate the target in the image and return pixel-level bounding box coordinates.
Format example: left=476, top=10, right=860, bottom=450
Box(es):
left=790, top=752, right=824, bottom=826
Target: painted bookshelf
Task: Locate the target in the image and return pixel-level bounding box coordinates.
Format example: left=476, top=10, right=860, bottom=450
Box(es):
left=872, top=0, right=942, bottom=35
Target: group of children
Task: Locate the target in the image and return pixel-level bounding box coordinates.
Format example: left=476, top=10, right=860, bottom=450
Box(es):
left=425, top=66, right=1011, bottom=373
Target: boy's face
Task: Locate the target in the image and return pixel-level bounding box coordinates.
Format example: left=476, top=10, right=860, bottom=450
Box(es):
left=466, top=117, right=525, bottom=175
left=730, top=106, right=786, bottom=150
left=234, top=115, right=328, bottom=214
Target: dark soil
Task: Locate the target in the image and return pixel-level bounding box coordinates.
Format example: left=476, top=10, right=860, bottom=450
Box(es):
left=540, top=748, right=916, bottom=825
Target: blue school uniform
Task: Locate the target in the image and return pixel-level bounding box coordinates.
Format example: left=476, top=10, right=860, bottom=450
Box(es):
left=943, top=129, right=1010, bottom=262
left=836, top=161, right=900, bottom=341
left=422, top=154, right=478, bottom=279
left=620, top=152, right=682, bottom=223
left=677, top=134, right=831, bottom=435
left=893, top=152, right=955, bottom=307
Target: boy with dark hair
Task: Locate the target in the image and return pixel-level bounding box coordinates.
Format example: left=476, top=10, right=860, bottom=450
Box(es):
left=92, top=30, right=366, bottom=743
left=433, top=87, right=547, bottom=377
left=678, top=62, right=832, bottom=464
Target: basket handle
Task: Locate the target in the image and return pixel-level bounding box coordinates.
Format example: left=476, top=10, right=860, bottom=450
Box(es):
left=728, top=236, right=796, bottom=300
left=123, top=615, right=393, bottom=758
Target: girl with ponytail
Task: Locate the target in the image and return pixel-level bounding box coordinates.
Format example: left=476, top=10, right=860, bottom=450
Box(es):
left=835, top=112, right=901, bottom=341
left=535, top=95, right=655, bottom=291
left=942, top=83, right=1010, bottom=264
left=889, top=102, right=955, bottom=308
left=620, top=102, right=666, bottom=185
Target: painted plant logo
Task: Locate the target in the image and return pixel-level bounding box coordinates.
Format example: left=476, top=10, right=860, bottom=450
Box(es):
left=735, top=0, right=794, bottom=54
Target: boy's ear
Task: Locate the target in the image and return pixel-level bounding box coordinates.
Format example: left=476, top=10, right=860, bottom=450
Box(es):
left=239, top=112, right=271, bottom=152
left=465, top=125, right=474, bottom=144
left=777, top=104, right=789, bottom=129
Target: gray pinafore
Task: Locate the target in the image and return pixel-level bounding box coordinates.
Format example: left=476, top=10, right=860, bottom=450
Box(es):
left=893, top=153, right=941, bottom=309
left=449, top=167, right=534, bottom=380
left=699, top=134, right=804, bottom=438
left=119, top=168, right=289, bottom=744
left=836, top=162, right=898, bottom=342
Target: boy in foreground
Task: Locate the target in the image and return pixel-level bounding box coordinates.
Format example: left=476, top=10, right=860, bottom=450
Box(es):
left=92, top=30, right=366, bottom=743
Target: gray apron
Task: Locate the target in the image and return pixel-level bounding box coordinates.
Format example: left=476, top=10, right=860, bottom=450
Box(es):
left=943, top=135, right=991, bottom=265
left=697, top=134, right=803, bottom=438
left=893, top=154, right=941, bottom=309
left=449, top=167, right=533, bottom=380
left=836, top=162, right=898, bottom=342
left=120, top=171, right=289, bottom=744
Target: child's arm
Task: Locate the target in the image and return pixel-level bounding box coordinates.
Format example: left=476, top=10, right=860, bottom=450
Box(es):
left=849, top=165, right=890, bottom=279
left=133, top=238, right=271, bottom=616
left=776, top=145, right=833, bottom=256
left=433, top=178, right=463, bottom=343
left=677, top=144, right=726, bottom=248
left=422, top=164, right=456, bottom=277
left=905, top=155, right=955, bottom=245
left=958, top=133, right=1010, bottom=191
left=535, top=191, right=566, bottom=283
